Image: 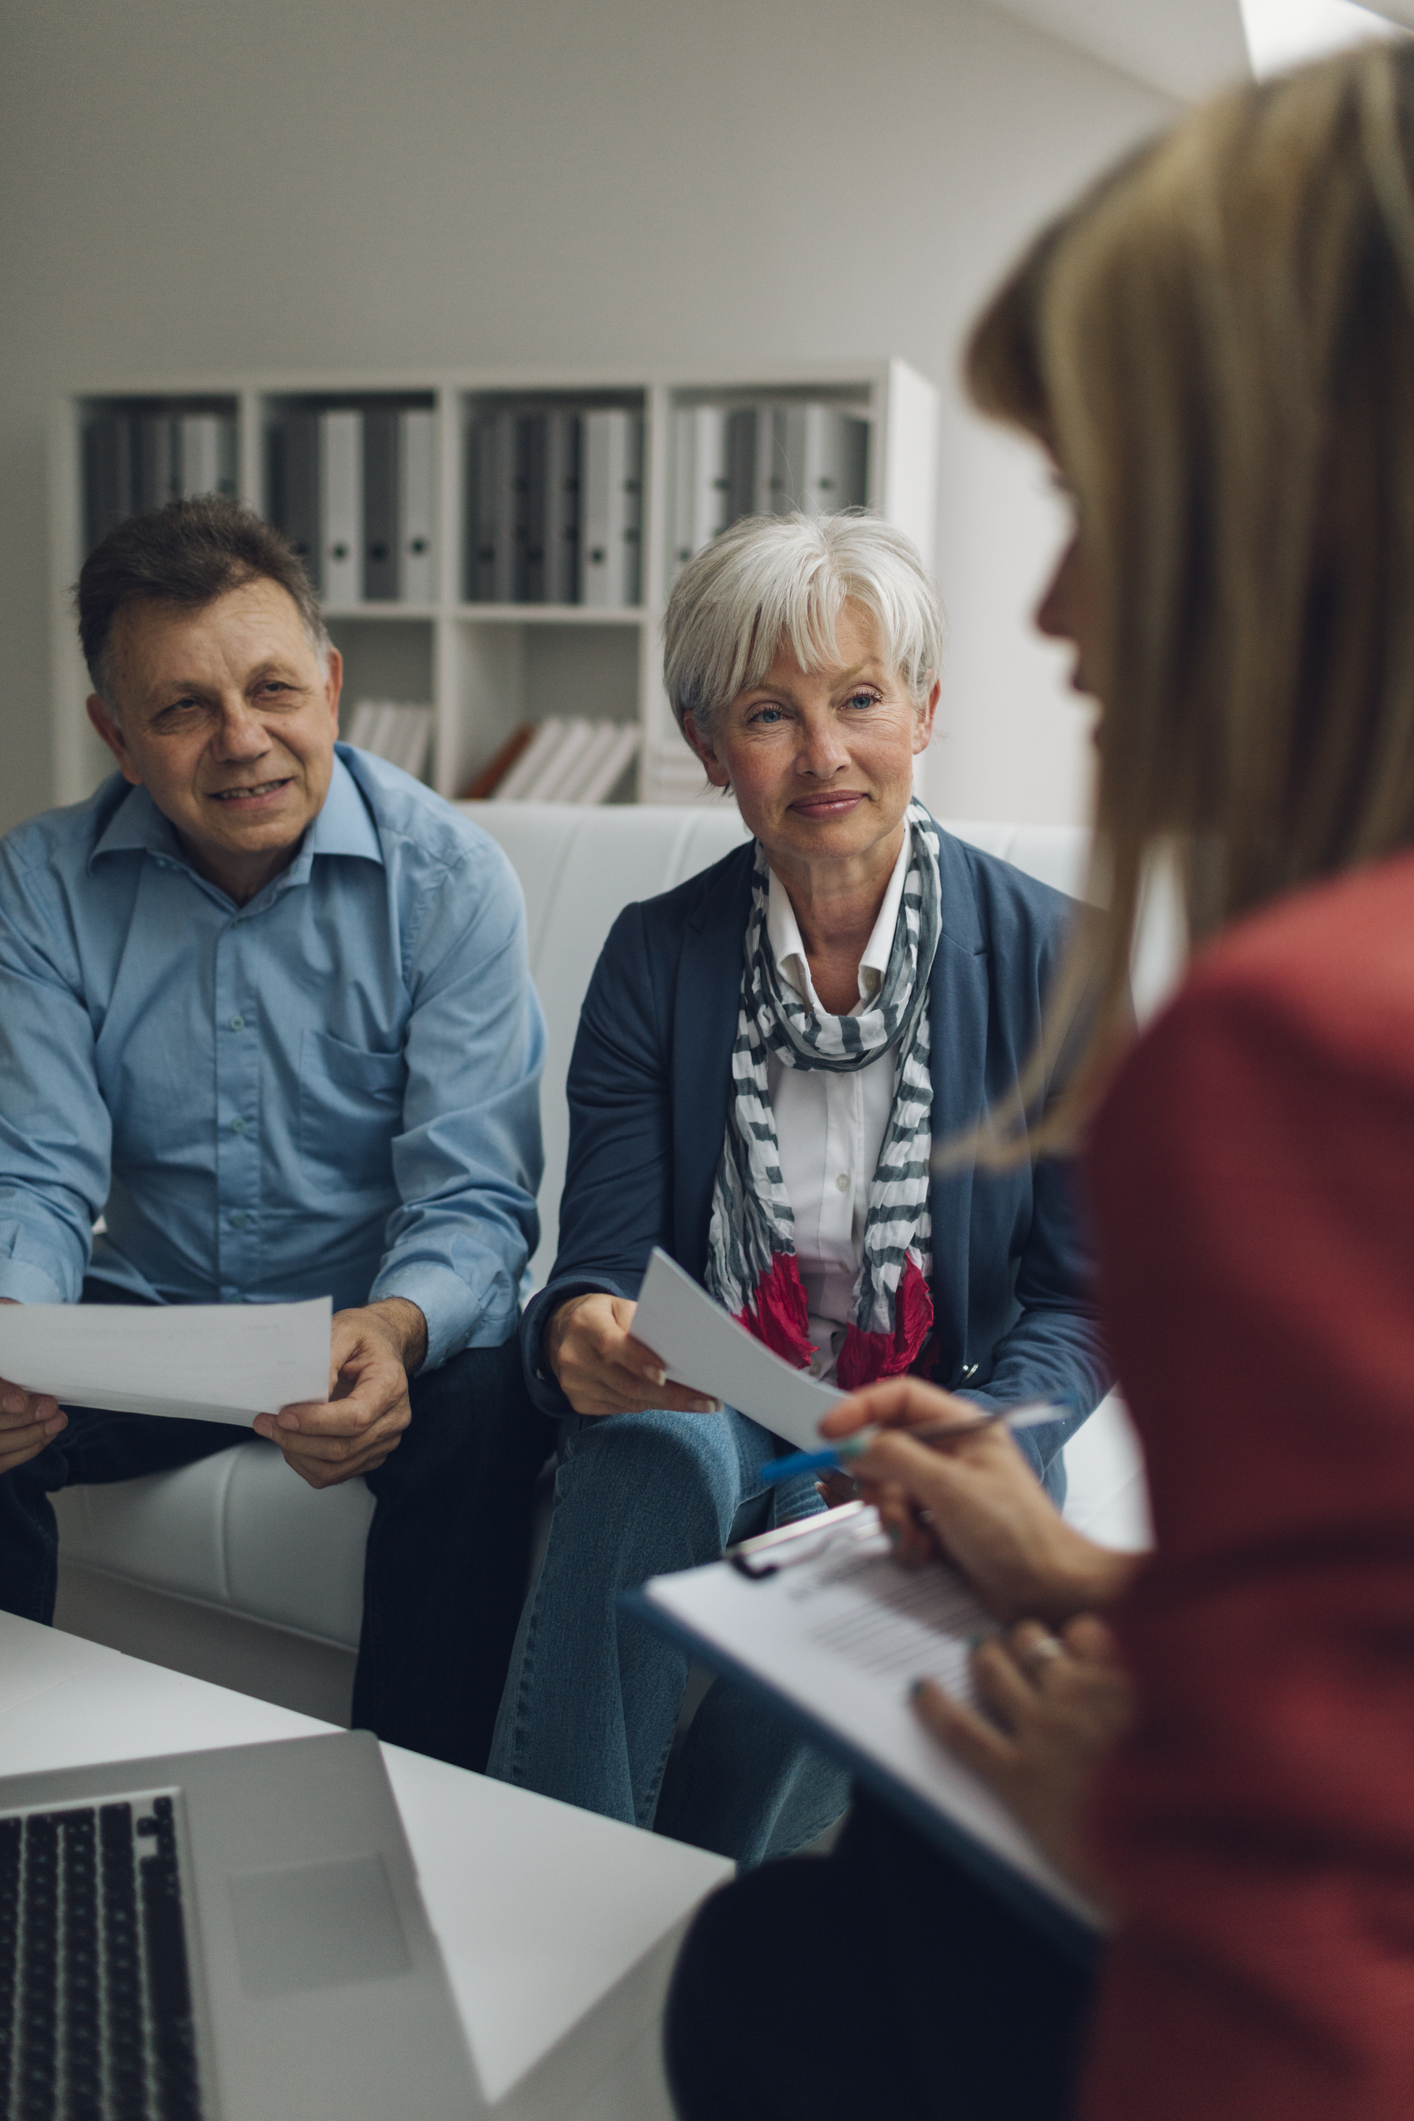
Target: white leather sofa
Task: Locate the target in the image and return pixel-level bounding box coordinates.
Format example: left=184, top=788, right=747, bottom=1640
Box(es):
left=53, top=805, right=1154, bottom=1716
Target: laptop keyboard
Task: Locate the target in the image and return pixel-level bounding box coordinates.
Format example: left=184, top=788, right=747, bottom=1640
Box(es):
left=0, top=1789, right=206, bottom=2121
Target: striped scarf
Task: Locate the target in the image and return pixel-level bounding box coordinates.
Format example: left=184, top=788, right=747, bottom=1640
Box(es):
left=704, top=801, right=942, bottom=1393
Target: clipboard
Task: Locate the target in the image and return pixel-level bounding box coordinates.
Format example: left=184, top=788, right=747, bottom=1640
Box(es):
left=622, top=1505, right=1106, bottom=1964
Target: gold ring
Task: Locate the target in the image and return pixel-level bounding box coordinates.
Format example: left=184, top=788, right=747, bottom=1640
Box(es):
left=1021, top=1635, right=1063, bottom=1675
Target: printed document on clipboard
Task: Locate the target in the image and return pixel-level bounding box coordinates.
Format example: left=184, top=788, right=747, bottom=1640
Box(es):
left=623, top=1502, right=1107, bottom=1958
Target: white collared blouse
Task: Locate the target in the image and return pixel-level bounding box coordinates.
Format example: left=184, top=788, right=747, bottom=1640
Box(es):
left=764, top=833, right=912, bottom=1382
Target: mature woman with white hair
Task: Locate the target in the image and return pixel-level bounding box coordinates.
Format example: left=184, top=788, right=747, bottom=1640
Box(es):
left=488, top=510, right=1110, bottom=1863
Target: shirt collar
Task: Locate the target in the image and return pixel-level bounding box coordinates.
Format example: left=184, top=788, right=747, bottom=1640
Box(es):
left=766, top=829, right=911, bottom=1013
left=89, top=752, right=383, bottom=886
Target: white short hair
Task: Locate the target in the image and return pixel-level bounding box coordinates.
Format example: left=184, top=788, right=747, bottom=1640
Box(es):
left=663, top=511, right=946, bottom=744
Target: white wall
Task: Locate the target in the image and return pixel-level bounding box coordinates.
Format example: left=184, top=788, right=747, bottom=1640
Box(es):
left=0, top=0, right=1172, bottom=836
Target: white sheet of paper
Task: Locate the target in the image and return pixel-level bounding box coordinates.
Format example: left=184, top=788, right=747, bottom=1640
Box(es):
left=631, top=1248, right=841, bottom=1452
left=0, top=1297, right=333, bottom=1425
left=642, top=1509, right=1106, bottom=1932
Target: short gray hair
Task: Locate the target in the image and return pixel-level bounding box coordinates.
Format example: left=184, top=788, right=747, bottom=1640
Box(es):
left=663, top=511, right=945, bottom=744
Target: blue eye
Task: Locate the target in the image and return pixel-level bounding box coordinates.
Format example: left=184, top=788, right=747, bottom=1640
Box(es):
left=750, top=704, right=786, bottom=725
left=845, top=691, right=878, bottom=711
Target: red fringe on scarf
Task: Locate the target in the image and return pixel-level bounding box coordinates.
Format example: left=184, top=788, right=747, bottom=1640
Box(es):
left=735, top=1250, right=934, bottom=1391
left=734, top=1251, right=815, bottom=1369
left=835, top=1254, right=935, bottom=1391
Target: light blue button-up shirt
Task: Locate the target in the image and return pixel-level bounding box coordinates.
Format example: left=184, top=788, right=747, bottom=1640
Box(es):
left=0, top=746, right=545, bottom=1370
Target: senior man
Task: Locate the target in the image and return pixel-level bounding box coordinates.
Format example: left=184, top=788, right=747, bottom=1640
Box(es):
left=0, top=495, right=552, bottom=1770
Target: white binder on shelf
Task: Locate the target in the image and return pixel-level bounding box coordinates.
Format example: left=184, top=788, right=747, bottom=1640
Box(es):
left=135, top=414, right=178, bottom=515
left=671, top=406, right=730, bottom=575
left=178, top=414, right=236, bottom=499
left=399, top=408, right=436, bottom=603
left=581, top=410, right=642, bottom=607
left=779, top=404, right=869, bottom=516
left=320, top=409, right=363, bottom=603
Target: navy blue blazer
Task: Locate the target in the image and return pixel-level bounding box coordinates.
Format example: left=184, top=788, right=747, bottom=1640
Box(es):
left=522, top=821, right=1111, bottom=1498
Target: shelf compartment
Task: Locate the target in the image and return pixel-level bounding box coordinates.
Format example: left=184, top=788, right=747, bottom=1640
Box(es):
left=328, top=615, right=435, bottom=753
left=441, top=617, right=643, bottom=801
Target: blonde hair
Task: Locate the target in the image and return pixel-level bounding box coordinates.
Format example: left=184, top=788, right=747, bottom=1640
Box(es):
left=663, top=510, right=944, bottom=744
left=965, top=44, right=1414, bottom=1153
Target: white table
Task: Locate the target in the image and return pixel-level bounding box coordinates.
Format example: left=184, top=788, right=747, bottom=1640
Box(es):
left=0, top=1611, right=732, bottom=2121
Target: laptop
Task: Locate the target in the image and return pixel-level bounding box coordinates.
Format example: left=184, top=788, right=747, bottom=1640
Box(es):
left=0, top=1729, right=483, bottom=2119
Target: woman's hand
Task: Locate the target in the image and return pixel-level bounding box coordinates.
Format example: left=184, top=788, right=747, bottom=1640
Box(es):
left=546, top=1293, right=723, bottom=1418
left=914, top=1614, right=1133, bottom=1905
left=821, top=1377, right=1137, bottom=1623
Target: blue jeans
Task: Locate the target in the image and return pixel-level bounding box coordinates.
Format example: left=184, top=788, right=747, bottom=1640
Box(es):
left=487, top=1405, right=851, bottom=1866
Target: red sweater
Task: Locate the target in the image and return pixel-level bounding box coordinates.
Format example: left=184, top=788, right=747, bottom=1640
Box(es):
left=1082, top=851, right=1414, bottom=2121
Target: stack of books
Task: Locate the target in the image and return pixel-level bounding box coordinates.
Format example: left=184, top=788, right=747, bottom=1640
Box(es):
left=671, top=401, right=868, bottom=576
left=82, top=409, right=238, bottom=555
left=462, top=718, right=640, bottom=803
left=342, top=700, right=435, bottom=780
left=266, top=406, right=437, bottom=604
left=465, top=407, right=643, bottom=609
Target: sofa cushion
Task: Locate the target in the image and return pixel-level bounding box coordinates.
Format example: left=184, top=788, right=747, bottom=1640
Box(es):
left=473, top=804, right=751, bottom=1285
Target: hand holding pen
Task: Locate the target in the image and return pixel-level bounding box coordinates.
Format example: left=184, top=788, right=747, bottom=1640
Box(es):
left=758, top=1400, right=1060, bottom=1486
left=806, top=1376, right=1135, bottom=1624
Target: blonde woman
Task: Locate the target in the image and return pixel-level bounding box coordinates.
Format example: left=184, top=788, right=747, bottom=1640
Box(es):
left=667, top=44, right=1414, bottom=2121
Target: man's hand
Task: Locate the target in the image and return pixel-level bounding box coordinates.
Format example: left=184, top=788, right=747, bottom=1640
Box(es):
left=821, top=1377, right=1137, bottom=1623
left=546, top=1293, right=721, bottom=1418
left=912, top=1614, right=1134, bottom=1905
left=253, top=1298, right=427, bottom=1490
left=0, top=1299, right=67, bottom=1476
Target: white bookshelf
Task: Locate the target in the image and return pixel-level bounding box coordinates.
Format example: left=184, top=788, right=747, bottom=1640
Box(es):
left=49, top=362, right=938, bottom=808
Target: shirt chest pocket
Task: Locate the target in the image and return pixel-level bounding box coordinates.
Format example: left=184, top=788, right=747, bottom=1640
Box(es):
left=298, top=1029, right=407, bottom=1190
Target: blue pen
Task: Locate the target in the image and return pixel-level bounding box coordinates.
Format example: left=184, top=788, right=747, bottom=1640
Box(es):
left=758, top=1401, right=1063, bottom=1485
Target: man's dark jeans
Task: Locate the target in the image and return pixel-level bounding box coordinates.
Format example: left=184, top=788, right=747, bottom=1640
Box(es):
left=0, top=1280, right=556, bottom=1773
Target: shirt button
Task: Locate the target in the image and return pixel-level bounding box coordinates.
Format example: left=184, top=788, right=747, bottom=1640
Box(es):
left=228, top=1014, right=245, bottom=1032
left=231, top=1116, right=247, bottom=1134
left=230, top=1210, right=248, bottom=1228
left=835, top=1172, right=850, bottom=1192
